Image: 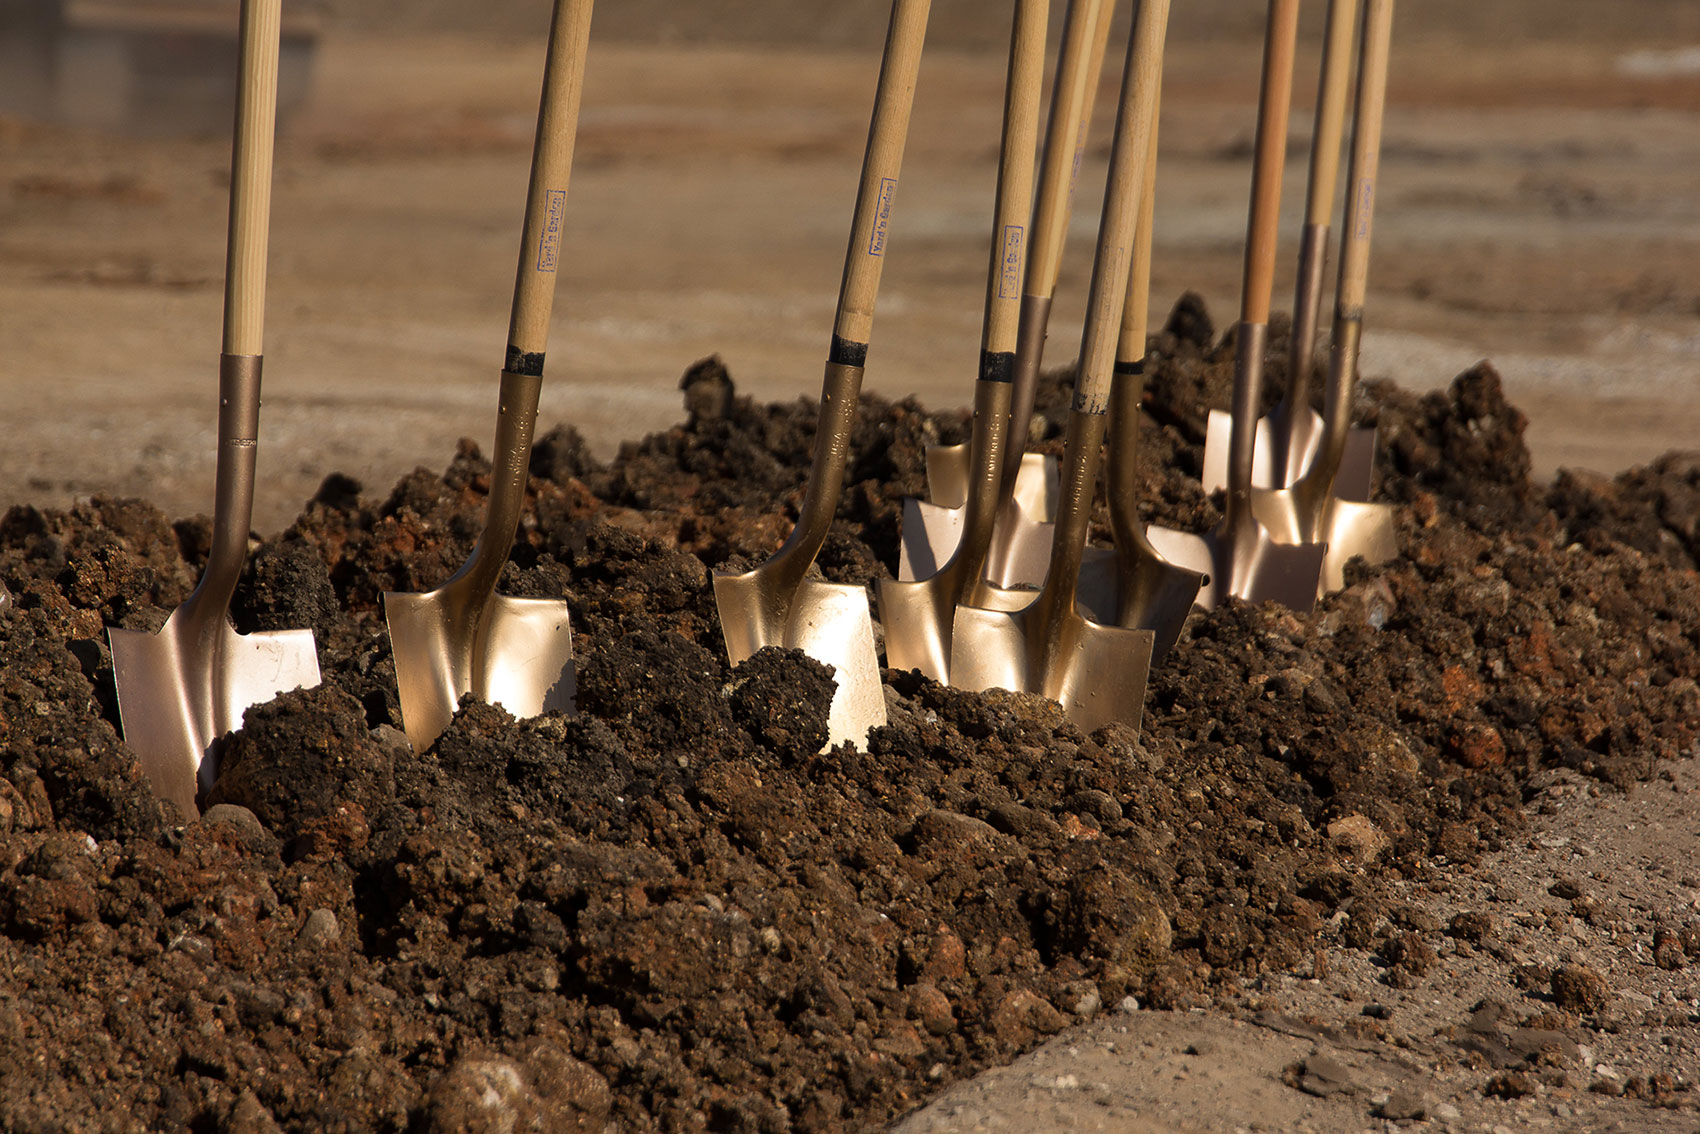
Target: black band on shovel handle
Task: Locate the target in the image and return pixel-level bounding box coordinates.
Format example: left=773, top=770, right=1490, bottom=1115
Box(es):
left=505, top=346, right=547, bottom=377
left=829, top=336, right=869, bottom=368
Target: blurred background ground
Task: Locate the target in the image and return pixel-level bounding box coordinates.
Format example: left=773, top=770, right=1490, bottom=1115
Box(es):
left=1, top=0, right=1697, bottom=529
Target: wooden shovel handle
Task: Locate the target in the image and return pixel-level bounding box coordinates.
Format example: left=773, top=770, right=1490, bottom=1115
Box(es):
left=221, top=0, right=281, bottom=358
left=1025, top=0, right=1117, bottom=303
left=1296, top=0, right=1393, bottom=502
left=1240, top=0, right=1302, bottom=327
left=1073, top=0, right=1169, bottom=418
left=831, top=0, right=932, bottom=354
left=1042, top=0, right=1170, bottom=605
left=1115, top=93, right=1160, bottom=367
left=1305, top=0, right=1361, bottom=227
left=979, top=0, right=1050, bottom=360
left=1335, top=0, right=1392, bottom=318
left=506, top=0, right=595, bottom=374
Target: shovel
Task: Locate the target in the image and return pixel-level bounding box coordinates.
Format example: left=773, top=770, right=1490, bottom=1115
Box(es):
left=1250, top=0, right=1398, bottom=594
left=879, top=0, right=1051, bottom=682
left=1199, top=0, right=1376, bottom=503
left=1074, top=96, right=1206, bottom=664
left=714, top=0, right=932, bottom=750
left=1143, top=0, right=1327, bottom=611
left=899, top=0, right=1117, bottom=590
left=383, top=0, right=593, bottom=752
left=950, top=0, right=1170, bottom=733
left=108, top=0, right=320, bottom=817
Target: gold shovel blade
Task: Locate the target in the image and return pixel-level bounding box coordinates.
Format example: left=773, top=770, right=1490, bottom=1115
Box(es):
left=875, top=574, right=952, bottom=683
left=1075, top=545, right=1203, bottom=666
left=1250, top=490, right=1397, bottom=596
left=110, top=615, right=320, bottom=817
left=1201, top=408, right=1377, bottom=502
left=1318, top=499, right=1397, bottom=593
left=878, top=570, right=1037, bottom=684
left=897, top=451, right=1056, bottom=583
left=950, top=601, right=1154, bottom=733
left=923, top=445, right=1057, bottom=514
left=895, top=493, right=1056, bottom=590
left=384, top=590, right=575, bottom=753
left=1145, top=522, right=1326, bottom=612
left=714, top=569, right=886, bottom=751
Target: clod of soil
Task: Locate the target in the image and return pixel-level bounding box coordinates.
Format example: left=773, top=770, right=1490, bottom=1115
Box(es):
left=1, top=294, right=1698, bottom=1131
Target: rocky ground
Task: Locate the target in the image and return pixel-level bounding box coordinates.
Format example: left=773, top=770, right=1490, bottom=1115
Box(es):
left=2, top=296, right=1700, bottom=1130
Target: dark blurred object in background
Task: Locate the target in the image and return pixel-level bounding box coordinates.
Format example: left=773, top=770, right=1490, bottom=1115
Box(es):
left=0, top=0, right=323, bottom=134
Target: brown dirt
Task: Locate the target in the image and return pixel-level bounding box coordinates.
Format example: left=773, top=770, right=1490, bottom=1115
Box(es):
left=2, top=295, right=1700, bottom=1130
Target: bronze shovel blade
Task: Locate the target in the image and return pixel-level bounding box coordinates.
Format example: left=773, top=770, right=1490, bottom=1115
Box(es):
left=384, top=587, right=574, bottom=754
left=716, top=569, right=885, bottom=749
left=951, top=600, right=1154, bottom=733
left=921, top=446, right=1054, bottom=514
left=1200, top=407, right=1375, bottom=501
left=110, top=610, right=319, bottom=817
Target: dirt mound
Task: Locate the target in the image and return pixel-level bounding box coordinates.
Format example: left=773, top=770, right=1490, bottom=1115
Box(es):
left=1, top=295, right=1697, bottom=1131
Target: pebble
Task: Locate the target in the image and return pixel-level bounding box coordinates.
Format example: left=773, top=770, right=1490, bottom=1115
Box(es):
left=298, top=908, right=339, bottom=949
left=203, top=803, right=268, bottom=842
left=1376, top=1088, right=1429, bottom=1120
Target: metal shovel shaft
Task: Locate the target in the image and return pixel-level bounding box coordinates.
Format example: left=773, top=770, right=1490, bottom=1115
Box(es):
left=1276, top=0, right=1361, bottom=475
left=781, top=0, right=932, bottom=579
left=1001, top=0, right=1117, bottom=498
left=1290, top=0, right=1394, bottom=519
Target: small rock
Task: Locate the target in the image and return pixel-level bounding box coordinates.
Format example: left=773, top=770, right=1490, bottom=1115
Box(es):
left=202, top=805, right=268, bottom=843
left=298, top=908, right=340, bottom=949
left=1548, top=878, right=1583, bottom=900
left=923, top=930, right=967, bottom=982
left=1327, top=815, right=1389, bottom=863
left=423, top=1056, right=538, bottom=1134
left=1362, top=1004, right=1392, bottom=1020
left=1376, top=1088, right=1429, bottom=1120
left=1432, top=1101, right=1461, bottom=1121
left=1288, top=1054, right=1358, bottom=1098
left=1063, top=981, right=1101, bottom=1019
left=989, top=989, right=1066, bottom=1044
left=520, top=1038, right=613, bottom=1131
left=1446, top=911, right=1493, bottom=944
left=1483, top=1071, right=1533, bottom=1099
left=1652, top=927, right=1685, bottom=971
left=1550, top=964, right=1611, bottom=1013
left=225, top=1090, right=284, bottom=1134
left=908, top=983, right=956, bottom=1036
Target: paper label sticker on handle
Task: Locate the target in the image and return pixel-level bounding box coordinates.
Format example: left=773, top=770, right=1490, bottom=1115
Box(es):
left=537, top=189, right=567, bottom=272
left=999, top=225, right=1026, bottom=299
left=868, top=177, right=898, bottom=257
